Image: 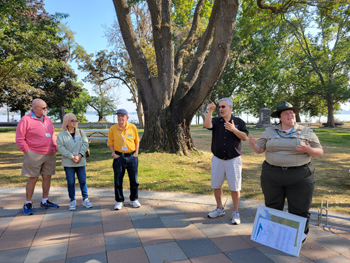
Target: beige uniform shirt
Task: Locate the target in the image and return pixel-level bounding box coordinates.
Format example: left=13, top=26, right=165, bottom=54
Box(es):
left=257, top=123, right=322, bottom=167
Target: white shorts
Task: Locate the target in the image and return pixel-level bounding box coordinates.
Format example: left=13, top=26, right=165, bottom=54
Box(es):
left=211, top=155, right=242, bottom=191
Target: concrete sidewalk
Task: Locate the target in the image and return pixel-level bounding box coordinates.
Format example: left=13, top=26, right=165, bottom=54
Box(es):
left=0, top=187, right=349, bottom=263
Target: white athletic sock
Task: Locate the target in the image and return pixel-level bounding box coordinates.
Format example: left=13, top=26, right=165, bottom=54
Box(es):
left=25, top=201, right=32, bottom=204
left=42, top=198, right=48, bottom=204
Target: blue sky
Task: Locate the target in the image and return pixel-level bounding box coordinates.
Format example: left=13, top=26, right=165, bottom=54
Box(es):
left=44, top=0, right=136, bottom=112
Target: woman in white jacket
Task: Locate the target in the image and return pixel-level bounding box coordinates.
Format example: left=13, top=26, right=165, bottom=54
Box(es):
left=57, top=113, right=92, bottom=210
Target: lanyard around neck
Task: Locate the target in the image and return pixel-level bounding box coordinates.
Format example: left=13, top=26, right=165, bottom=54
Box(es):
left=38, top=119, right=48, bottom=132
left=120, top=128, right=128, bottom=144
left=275, top=124, right=295, bottom=139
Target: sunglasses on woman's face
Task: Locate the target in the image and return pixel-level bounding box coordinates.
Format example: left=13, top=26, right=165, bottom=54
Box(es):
left=70, top=120, right=78, bottom=123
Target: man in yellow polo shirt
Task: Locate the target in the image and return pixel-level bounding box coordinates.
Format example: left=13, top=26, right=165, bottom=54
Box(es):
left=108, top=109, right=140, bottom=210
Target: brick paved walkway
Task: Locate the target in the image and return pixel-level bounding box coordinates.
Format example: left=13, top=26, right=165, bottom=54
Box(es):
left=0, top=187, right=349, bottom=263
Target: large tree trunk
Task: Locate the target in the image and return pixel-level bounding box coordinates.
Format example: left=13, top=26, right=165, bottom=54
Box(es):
left=136, top=100, right=144, bottom=129
left=113, top=0, right=239, bottom=154
left=98, top=112, right=103, bottom=122
left=60, top=106, right=65, bottom=122
left=140, top=106, right=197, bottom=155
left=200, top=101, right=210, bottom=125
left=326, top=94, right=335, bottom=127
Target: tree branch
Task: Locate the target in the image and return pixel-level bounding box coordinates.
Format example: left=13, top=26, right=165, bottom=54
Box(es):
left=146, top=0, right=174, bottom=106
left=174, top=0, right=239, bottom=122
left=307, top=89, right=329, bottom=100
left=173, top=0, right=206, bottom=91
left=112, top=0, right=152, bottom=101
left=174, top=0, right=221, bottom=102
left=256, top=0, right=325, bottom=14
left=284, top=15, right=327, bottom=86
left=0, top=64, right=18, bottom=86
left=256, top=0, right=284, bottom=13
left=98, top=75, right=131, bottom=90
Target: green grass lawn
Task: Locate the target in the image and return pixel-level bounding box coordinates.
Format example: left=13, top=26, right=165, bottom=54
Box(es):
left=1, top=125, right=349, bottom=214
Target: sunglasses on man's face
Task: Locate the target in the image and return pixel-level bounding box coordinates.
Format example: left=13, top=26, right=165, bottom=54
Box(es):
left=218, top=105, right=226, bottom=109
left=41, top=107, right=48, bottom=110
left=70, top=120, right=78, bottom=123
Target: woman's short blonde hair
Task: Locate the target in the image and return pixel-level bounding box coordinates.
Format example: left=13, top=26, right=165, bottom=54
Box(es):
left=62, top=113, right=78, bottom=130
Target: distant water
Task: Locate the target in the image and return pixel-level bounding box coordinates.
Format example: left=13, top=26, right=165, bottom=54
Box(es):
left=84, top=113, right=139, bottom=123
left=2, top=112, right=350, bottom=124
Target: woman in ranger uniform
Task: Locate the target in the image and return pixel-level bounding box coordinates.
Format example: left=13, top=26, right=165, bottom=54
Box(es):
left=249, top=102, right=323, bottom=237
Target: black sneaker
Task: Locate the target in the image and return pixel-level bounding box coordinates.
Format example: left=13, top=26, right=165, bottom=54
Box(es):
left=40, top=200, right=59, bottom=209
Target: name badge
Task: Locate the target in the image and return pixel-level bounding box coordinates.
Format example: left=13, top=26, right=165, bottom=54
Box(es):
left=122, top=146, right=128, bottom=151
left=45, top=133, right=51, bottom=137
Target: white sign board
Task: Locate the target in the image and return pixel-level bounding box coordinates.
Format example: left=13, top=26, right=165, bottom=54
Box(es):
left=251, top=205, right=307, bottom=257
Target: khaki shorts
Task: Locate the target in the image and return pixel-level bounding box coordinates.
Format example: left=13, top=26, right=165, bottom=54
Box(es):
left=22, top=150, right=56, bottom=177
left=211, top=155, right=242, bottom=191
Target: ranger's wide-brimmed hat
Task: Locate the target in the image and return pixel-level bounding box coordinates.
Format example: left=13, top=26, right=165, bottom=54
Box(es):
left=270, top=101, right=301, bottom=118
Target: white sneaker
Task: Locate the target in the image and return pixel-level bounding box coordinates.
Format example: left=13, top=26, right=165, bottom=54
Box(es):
left=130, top=200, right=141, bottom=208
left=114, top=202, right=124, bottom=210
left=208, top=207, right=225, bottom=218
left=231, top=211, right=241, bottom=225
left=69, top=200, right=76, bottom=211
left=82, top=198, right=93, bottom=208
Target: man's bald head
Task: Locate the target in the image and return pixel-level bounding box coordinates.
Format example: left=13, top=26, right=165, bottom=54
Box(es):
left=32, top=99, right=45, bottom=108
left=32, top=99, right=47, bottom=117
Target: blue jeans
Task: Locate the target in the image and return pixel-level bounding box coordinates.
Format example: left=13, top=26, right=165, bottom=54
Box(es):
left=64, top=166, right=88, bottom=201
left=113, top=155, right=139, bottom=202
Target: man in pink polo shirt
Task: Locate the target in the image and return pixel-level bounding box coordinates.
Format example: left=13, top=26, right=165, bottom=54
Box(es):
left=16, top=99, right=59, bottom=215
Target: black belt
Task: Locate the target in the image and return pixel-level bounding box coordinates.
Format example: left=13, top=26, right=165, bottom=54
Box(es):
left=216, top=155, right=237, bottom=160
left=266, top=161, right=310, bottom=170
left=115, top=151, right=135, bottom=157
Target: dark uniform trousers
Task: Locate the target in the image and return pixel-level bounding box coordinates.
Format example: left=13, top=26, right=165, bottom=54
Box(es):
left=113, top=155, right=139, bottom=202
left=260, top=161, right=315, bottom=235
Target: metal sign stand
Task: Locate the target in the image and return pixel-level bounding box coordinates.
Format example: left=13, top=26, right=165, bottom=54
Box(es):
left=310, top=199, right=350, bottom=232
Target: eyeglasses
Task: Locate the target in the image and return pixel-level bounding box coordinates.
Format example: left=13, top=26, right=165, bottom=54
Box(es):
left=70, top=120, right=78, bottom=123
left=41, top=107, right=48, bottom=110
left=218, top=105, right=226, bottom=109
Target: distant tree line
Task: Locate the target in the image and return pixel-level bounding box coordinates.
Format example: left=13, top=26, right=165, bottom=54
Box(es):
left=0, top=0, right=119, bottom=123
left=211, top=2, right=350, bottom=127
left=0, top=0, right=82, bottom=118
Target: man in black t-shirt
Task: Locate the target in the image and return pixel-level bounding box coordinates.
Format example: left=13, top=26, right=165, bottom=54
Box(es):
left=204, top=98, right=249, bottom=225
